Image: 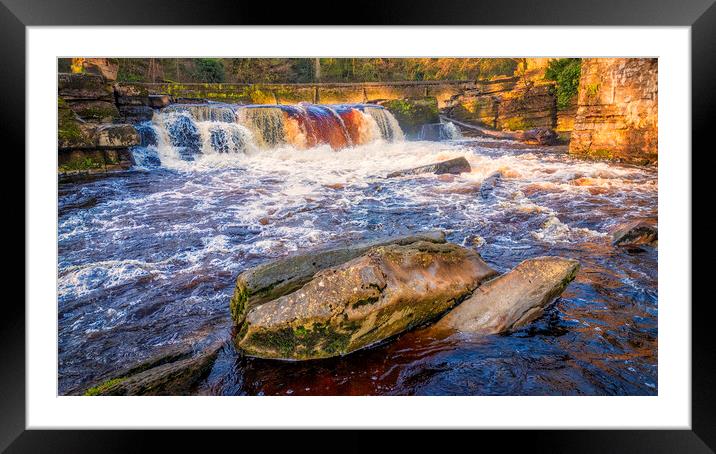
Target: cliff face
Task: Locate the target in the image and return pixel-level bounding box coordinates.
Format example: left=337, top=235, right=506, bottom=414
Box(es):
left=59, top=59, right=140, bottom=176
left=443, top=74, right=557, bottom=132
left=569, top=58, right=657, bottom=165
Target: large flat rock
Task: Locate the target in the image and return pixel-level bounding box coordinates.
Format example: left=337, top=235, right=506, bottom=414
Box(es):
left=236, top=241, right=497, bottom=360
left=386, top=157, right=471, bottom=178
left=431, top=256, right=579, bottom=335
left=229, top=231, right=447, bottom=325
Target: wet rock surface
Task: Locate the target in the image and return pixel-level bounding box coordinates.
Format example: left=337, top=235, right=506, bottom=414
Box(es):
left=236, top=241, right=497, bottom=360
left=230, top=231, right=447, bottom=325
left=430, top=257, right=580, bottom=335
left=83, top=341, right=224, bottom=396
left=612, top=221, right=657, bottom=248
left=386, top=157, right=471, bottom=178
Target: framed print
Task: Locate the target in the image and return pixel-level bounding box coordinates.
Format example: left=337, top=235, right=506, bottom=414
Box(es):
left=9, top=0, right=713, bottom=450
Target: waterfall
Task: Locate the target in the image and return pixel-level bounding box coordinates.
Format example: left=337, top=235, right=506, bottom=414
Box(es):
left=236, top=106, right=287, bottom=149
left=363, top=105, right=405, bottom=142
left=130, top=102, right=405, bottom=166
left=419, top=121, right=463, bottom=141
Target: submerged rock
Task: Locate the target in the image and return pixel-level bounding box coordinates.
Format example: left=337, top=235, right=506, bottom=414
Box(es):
left=430, top=256, right=579, bottom=335
left=386, top=157, right=471, bottom=178
left=479, top=171, right=503, bottom=199
left=517, top=128, right=560, bottom=146
left=230, top=231, right=447, bottom=325
left=82, top=341, right=223, bottom=396
left=611, top=221, right=657, bottom=248
left=236, top=241, right=497, bottom=360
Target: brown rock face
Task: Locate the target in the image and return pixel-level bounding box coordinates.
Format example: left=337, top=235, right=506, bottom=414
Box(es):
left=431, top=256, right=579, bottom=335
left=444, top=76, right=557, bottom=132
left=58, top=73, right=113, bottom=102
left=236, top=241, right=497, bottom=360
left=78, top=58, right=119, bottom=82
left=386, top=157, right=472, bottom=178
left=611, top=221, right=657, bottom=248
left=569, top=58, right=657, bottom=165
left=229, top=231, right=447, bottom=326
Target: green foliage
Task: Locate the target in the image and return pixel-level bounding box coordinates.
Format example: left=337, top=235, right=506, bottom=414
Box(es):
left=586, top=82, right=600, bottom=97
left=117, top=59, right=147, bottom=82
left=103, top=58, right=521, bottom=84
left=84, top=377, right=126, bottom=396
left=194, top=58, right=226, bottom=83
left=545, top=58, right=581, bottom=110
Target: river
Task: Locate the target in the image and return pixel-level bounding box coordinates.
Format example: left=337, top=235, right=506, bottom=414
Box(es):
left=58, top=104, right=657, bottom=395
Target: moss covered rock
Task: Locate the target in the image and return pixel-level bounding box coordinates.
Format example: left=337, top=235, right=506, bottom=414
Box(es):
left=229, top=231, right=447, bottom=326
left=115, top=84, right=150, bottom=106
left=380, top=97, right=440, bottom=137
left=58, top=98, right=95, bottom=149
left=68, top=100, right=120, bottom=123
left=58, top=73, right=113, bottom=101
left=236, top=241, right=497, bottom=360
left=96, top=124, right=140, bottom=148
left=82, top=341, right=223, bottom=396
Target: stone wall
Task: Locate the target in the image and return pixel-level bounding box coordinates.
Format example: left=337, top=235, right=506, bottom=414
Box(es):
left=569, top=58, right=658, bottom=165
left=115, top=80, right=472, bottom=108
left=443, top=76, right=557, bottom=131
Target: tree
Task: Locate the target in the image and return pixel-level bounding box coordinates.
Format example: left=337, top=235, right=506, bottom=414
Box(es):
left=314, top=58, right=321, bottom=82
left=195, top=58, right=226, bottom=83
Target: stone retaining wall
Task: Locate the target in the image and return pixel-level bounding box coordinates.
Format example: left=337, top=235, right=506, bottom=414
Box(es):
left=116, top=80, right=473, bottom=108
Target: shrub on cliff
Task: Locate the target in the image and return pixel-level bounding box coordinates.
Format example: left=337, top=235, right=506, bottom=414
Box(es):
left=545, top=58, right=581, bottom=110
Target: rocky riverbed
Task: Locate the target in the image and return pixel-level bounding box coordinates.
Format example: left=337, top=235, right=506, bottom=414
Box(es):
left=58, top=132, right=657, bottom=396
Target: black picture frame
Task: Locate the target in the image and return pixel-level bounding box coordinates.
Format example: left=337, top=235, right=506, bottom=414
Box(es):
left=6, top=0, right=711, bottom=451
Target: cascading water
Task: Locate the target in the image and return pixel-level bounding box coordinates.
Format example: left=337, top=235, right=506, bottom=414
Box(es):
left=363, top=105, right=405, bottom=142
left=131, top=102, right=405, bottom=167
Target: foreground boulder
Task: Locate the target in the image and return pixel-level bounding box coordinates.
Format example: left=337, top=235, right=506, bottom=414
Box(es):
left=430, top=257, right=579, bottom=335
left=386, top=157, right=471, bottom=178
left=611, top=221, right=657, bottom=248
left=230, top=231, right=447, bottom=325
left=236, top=241, right=497, bottom=360
left=83, top=341, right=223, bottom=396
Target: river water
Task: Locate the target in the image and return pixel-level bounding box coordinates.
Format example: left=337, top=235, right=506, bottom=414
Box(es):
left=58, top=106, right=657, bottom=396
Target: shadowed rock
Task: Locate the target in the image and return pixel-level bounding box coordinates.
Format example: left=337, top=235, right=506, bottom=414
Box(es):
left=611, top=221, right=657, bottom=248
left=236, top=241, right=497, bottom=360
left=82, top=341, right=224, bottom=396
left=386, top=157, right=471, bottom=178
left=430, top=256, right=579, bottom=335
left=479, top=171, right=503, bottom=199
left=229, top=231, right=447, bottom=325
